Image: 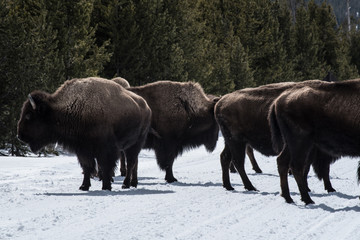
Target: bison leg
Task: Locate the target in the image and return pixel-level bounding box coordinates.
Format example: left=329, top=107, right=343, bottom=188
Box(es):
left=292, top=167, right=314, bottom=205
left=163, top=152, right=178, bottom=183
left=97, top=149, right=118, bottom=191
left=77, top=154, right=96, bottom=191
left=154, top=142, right=178, bottom=183
left=130, top=160, right=138, bottom=188
left=277, top=148, right=293, bottom=203
left=119, top=151, right=127, bottom=177
left=98, top=165, right=113, bottom=191
left=322, top=162, right=336, bottom=192
left=165, top=165, right=177, bottom=183
left=220, top=144, right=234, bottom=190
left=122, top=143, right=141, bottom=189
left=79, top=169, right=92, bottom=191
left=246, top=145, right=262, bottom=174
left=289, top=145, right=315, bottom=205
left=228, top=140, right=257, bottom=191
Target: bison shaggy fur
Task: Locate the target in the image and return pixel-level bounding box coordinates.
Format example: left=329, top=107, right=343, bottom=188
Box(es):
left=17, top=77, right=151, bottom=191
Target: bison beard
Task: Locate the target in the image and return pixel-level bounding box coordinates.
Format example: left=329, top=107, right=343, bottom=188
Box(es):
left=17, top=77, right=151, bottom=191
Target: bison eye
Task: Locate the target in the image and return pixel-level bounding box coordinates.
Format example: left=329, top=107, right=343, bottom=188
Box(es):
left=25, top=113, right=31, bottom=121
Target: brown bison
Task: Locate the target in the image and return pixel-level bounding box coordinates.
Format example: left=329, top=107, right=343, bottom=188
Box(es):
left=215, top=80, right=336, bottom=194
left=122, top=80, right=219, bottom=183
left=17, top=77, right=151, bottom=191
left=232, top=73, right=338, bottom=175
left=269, top=79, right=360, bottom=204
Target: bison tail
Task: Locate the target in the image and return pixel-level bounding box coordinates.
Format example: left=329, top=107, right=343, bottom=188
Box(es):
left=268, top=103, right=284, bottom=154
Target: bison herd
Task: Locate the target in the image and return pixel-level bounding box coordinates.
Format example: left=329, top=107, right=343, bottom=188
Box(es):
left=17, top=77, right=360, bottom=205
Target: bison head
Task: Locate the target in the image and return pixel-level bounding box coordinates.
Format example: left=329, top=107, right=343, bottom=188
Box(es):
left=17, top=92, right=54, bottom=153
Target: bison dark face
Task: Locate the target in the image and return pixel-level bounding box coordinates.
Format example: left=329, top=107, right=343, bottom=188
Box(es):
left=17, top=93, right=53, bottom=153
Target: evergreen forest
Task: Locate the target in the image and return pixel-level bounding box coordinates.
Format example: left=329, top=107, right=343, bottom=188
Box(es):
left=1, top=0, right=360, bottom=155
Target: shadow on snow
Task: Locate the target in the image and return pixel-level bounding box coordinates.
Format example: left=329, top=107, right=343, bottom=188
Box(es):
left=40, top=188, right=174, bottom=197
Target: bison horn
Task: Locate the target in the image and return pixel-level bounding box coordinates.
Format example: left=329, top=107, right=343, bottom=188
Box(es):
left=28, top=94, right=36, bottom=110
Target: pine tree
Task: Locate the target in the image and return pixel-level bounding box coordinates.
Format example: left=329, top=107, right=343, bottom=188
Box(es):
left=182, top=0, right=255, bottom=95
left=44, top=0, right=111, bottom=80
left=234, top=0, right=293, bottom=85
left=195, top=0, right=232, bottom=94
left=93, top=0, right=187, bottom=85
left=93, top=0, right=144, bottom=83
left=168, top=0, right=212, bottom=89
left=306, top=1, right=358, bottom=80
left=0, top=0, right=62, bottom=155
left=134, top=0, right=187, bottom=85
left=229, top=36, right=255, bottom=90
left=349, top=30, right=360, bottom=75
left=292, top=3, right=326, bottom=80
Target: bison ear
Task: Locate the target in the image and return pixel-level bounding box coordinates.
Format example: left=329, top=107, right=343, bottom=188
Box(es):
left=29, top=93, right=50, bottom=116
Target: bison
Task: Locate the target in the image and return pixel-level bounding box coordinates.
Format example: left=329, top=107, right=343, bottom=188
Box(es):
left=233, top=73, right=338, bottom=175
left=119, top=80, right=219, bottom=183
left=215, top=80, right=336, bottom=194
left=269, top=79, right=360, bottom=204
left=17, top=77, right=151, bottom=191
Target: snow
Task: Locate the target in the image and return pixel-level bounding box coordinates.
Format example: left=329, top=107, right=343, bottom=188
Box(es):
left=1, top=136, right=360, bottom=240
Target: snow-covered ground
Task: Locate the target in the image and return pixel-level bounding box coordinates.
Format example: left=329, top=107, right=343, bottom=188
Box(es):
left=1, top=136, right=360, bottom=240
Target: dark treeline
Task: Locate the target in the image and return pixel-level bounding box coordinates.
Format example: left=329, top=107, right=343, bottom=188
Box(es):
left=1, top=0, right=360, bottom=156
left=312, top=0, right=360, bottom=27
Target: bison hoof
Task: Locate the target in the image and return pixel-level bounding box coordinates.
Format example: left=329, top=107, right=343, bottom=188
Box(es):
left=102, top=186, right=112, bottom=191
left=281, top=193, right=294, bottom=204
left=253, top=168, right=262, bottom=174
left=285, top=198, right=294, bottom=204
left=102, top=182, right=112, bottom=191
left=165, top=177, right=178, bottom=183
left=245, top=185, right=257, bottom=191
left=326, top=187, right=336, bottom=193
left=223, top=185, right=235, bottom=191
left=79, top=185, right=90, bottom=191
left=301, top=197, right=315, bottom=205
left=122, top=184, right=130, bottom=189
left=130, top=181, right=138, bottom=188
